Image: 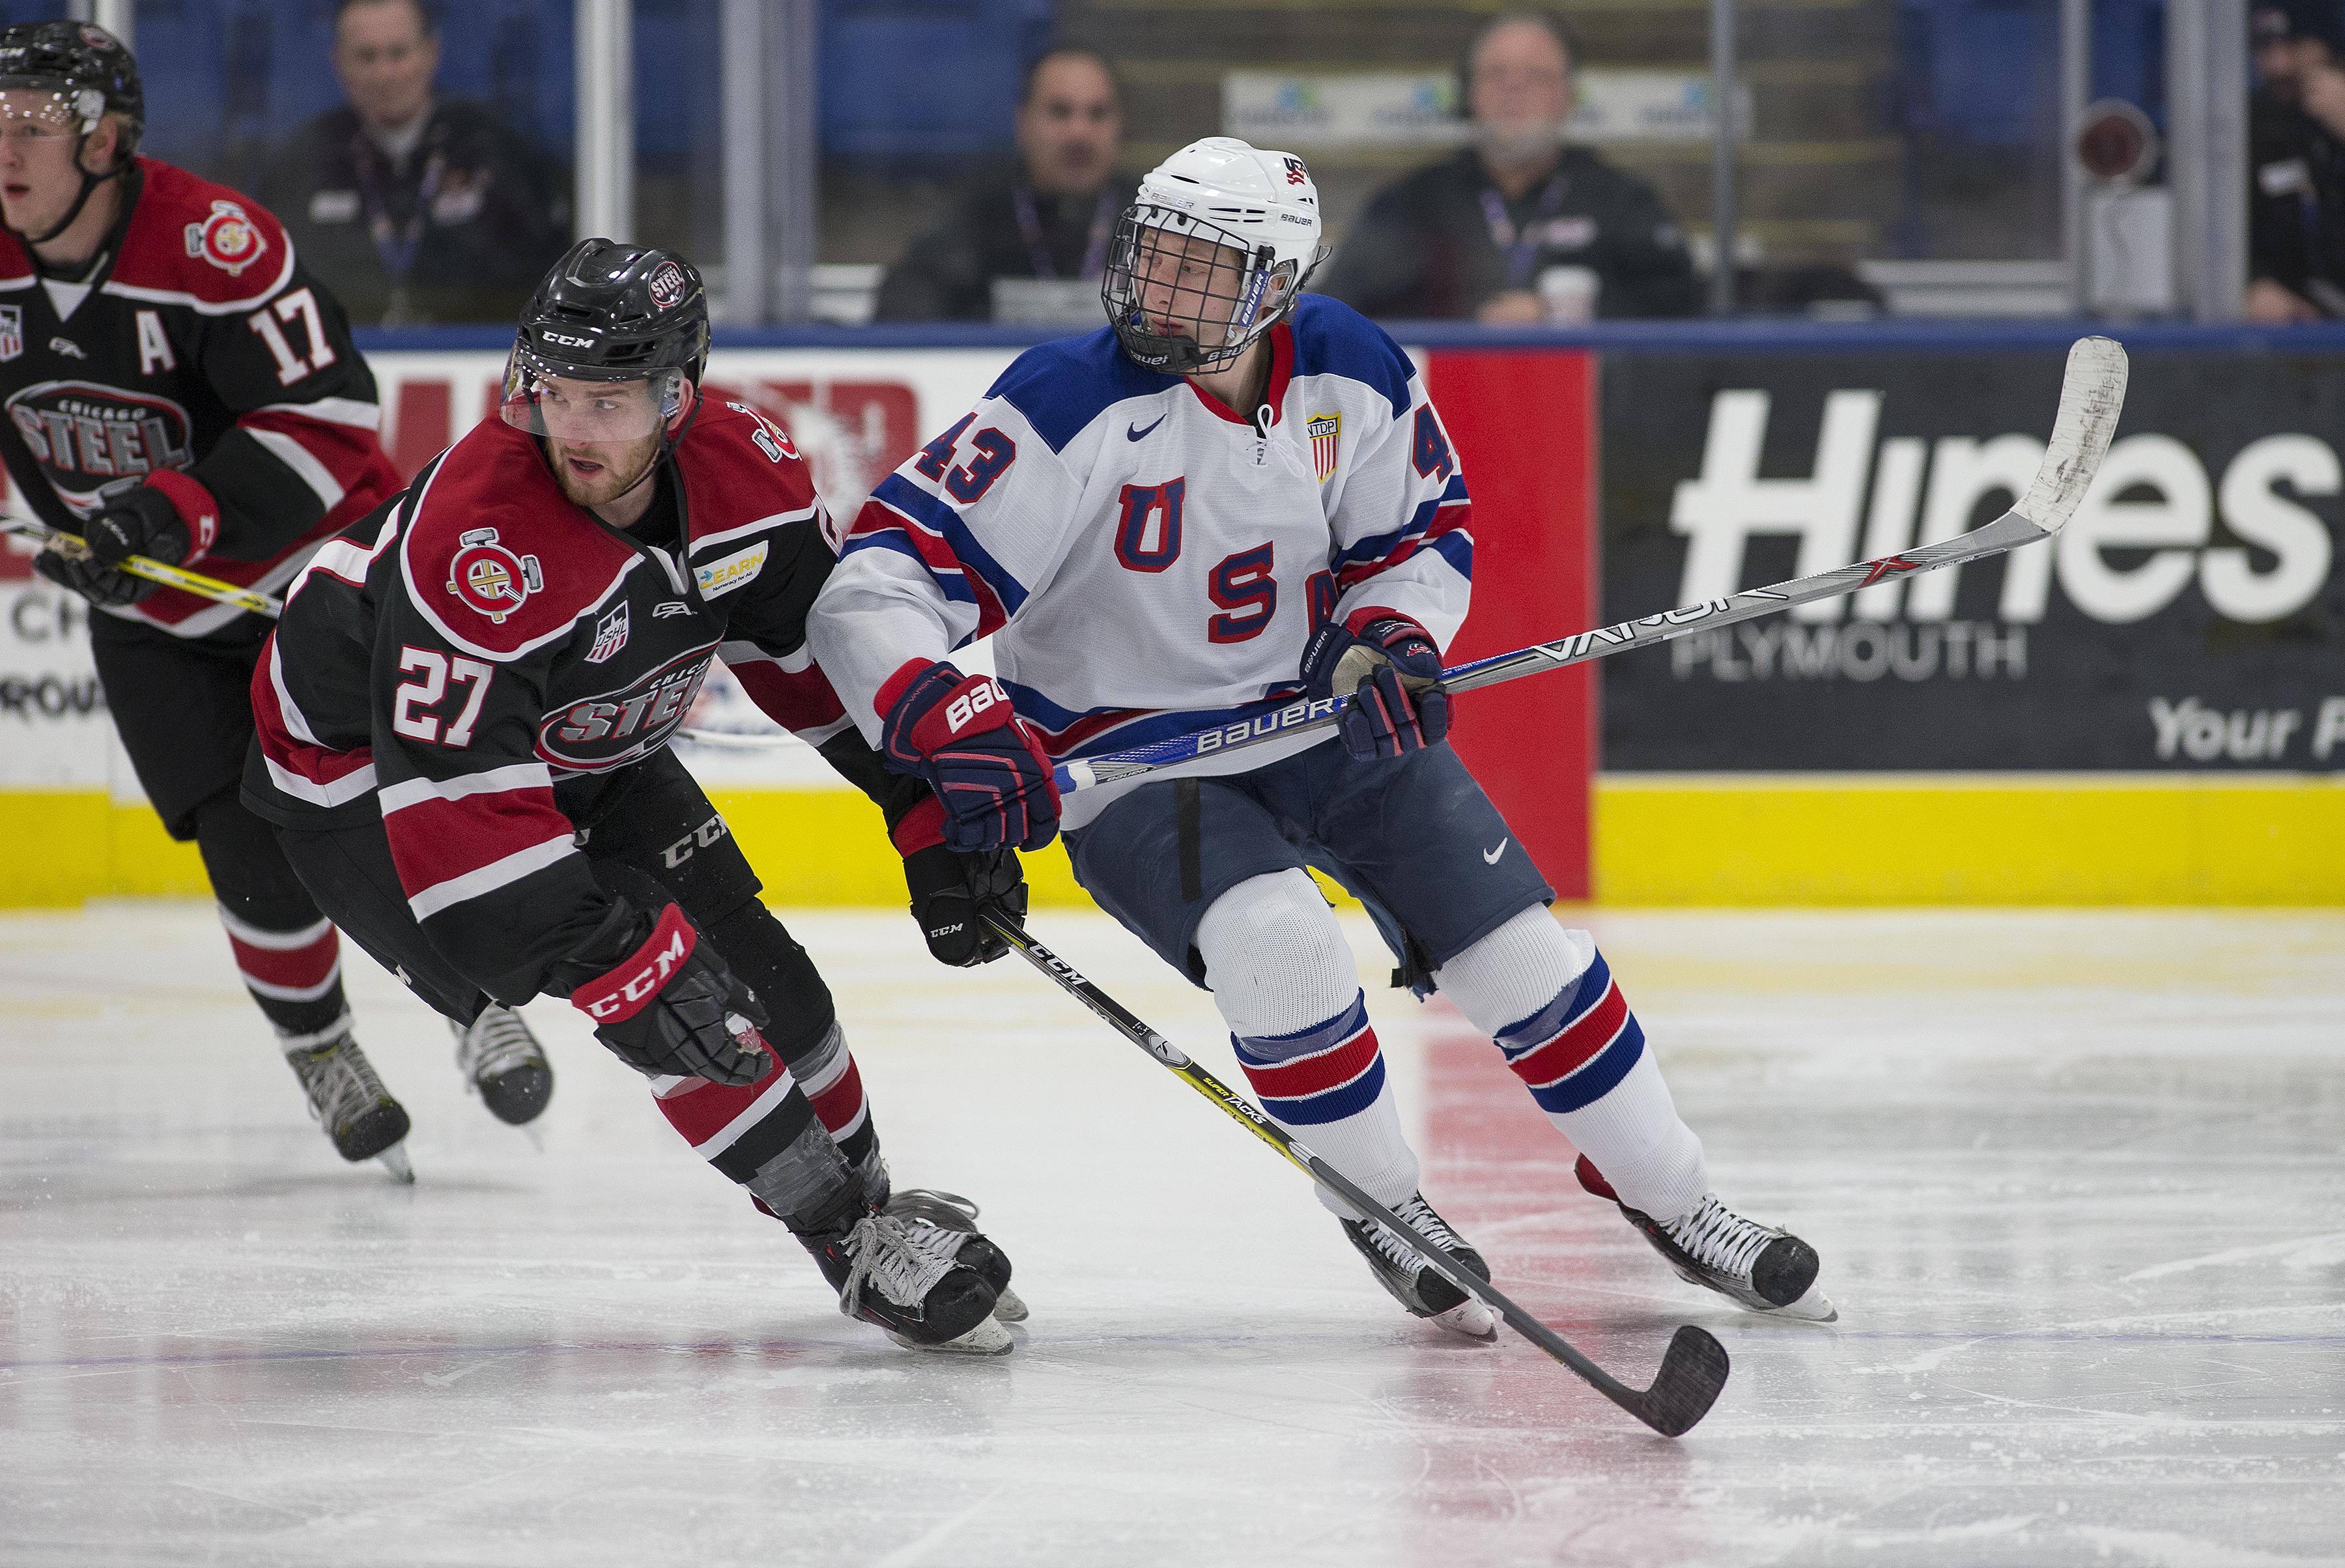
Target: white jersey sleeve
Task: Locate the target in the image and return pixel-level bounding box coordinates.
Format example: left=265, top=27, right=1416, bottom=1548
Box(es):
left=806, top=394, right=1091, bottom=744
left=1323, top=366, right=1473, bottom=651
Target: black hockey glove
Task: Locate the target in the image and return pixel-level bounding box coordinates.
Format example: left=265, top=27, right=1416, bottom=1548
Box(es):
left=31, top=485, right=193, bottom=609
left=556, top=898, right=775, bottom=1086
left=904, top=842, right=1028, bottom=966
left=892, top=791, right=1027, bottom=965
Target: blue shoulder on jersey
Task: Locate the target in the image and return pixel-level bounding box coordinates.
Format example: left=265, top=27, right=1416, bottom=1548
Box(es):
left=985, top=327, right=1173, bottom=453
left=1285, top=295, right=1414, bottom=419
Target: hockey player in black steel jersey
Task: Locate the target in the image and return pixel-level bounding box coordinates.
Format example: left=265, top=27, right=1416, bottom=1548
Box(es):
left=0, top=21, right=551, bottom=1176
left=242, top=240, right=1026, bottom=1354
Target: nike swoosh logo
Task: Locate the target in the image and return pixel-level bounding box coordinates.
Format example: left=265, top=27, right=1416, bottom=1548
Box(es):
left=1483, top=839, right=1509, bottom=864
left=1127, top=413, right=1167, bottom=441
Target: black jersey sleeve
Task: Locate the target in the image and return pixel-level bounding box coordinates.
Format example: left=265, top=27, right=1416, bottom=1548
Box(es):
left=178, top=264, right=395, bottom=563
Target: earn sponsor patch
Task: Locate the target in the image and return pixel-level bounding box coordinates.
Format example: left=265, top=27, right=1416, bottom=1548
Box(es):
left=694, top=540, right=768, bottom=599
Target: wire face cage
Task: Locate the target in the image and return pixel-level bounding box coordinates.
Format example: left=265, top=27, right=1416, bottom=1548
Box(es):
left=1101, top=203, right=1290, bottom=374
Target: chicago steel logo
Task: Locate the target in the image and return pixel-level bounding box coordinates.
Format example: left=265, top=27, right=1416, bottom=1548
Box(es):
left=184, top=199, right=268, bottom=276
left=647, top=261, right=689, bottom=310
left=537, top=644, right=717, bottom=770
left=445, top=527, right=543, bottom=623
left=5, top=380, right=195, bottom=513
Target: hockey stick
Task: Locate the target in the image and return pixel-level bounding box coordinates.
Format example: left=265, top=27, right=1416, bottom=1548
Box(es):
left=1054, top=334, right=2127, bottom=793
left=1, top=513, right=288, bottom=618
left=980, top=908, right=1731, bottom=1438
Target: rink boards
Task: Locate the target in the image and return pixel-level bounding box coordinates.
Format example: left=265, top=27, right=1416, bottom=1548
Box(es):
left=3, top=326, right=2340, bottom=907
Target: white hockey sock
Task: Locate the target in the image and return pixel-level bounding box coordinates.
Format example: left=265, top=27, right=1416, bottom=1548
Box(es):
left=1198, top=870, right=1421, bottom=1216
left=1434, top=905, right=1707, bottom=1223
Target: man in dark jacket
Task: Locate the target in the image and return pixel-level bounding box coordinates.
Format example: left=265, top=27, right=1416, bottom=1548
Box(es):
left=873, top=48, right=1135, bottom=323
left=2247, top=0, right=2345, bottom=321
left=260, top=0, right=567, bottom=326
left=1315, top=11, right=1699, bottom=322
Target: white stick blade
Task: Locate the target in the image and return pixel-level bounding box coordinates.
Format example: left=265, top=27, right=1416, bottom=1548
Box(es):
left=2017, top=335, right=2129, bottom=533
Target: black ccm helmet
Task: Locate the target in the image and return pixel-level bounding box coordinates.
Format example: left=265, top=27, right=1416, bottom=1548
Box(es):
left=500, top=238, right=711, bottom=452
left=0, top=21, right=145, bottom=245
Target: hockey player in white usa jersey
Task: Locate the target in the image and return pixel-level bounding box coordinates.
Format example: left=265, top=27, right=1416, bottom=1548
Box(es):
left=810, top=137, right=1834, bottom=1334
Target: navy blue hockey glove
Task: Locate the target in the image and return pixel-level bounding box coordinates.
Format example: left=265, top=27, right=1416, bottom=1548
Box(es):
left=557, top=899, right=775, bottom=1087
left=878, top=659, right=1061, bottom=853
left=893, top=795, right=1028, bottom=966
left=32, top=484, right=193, bottom=608
left=1301, top=615, right=1451, bottom=762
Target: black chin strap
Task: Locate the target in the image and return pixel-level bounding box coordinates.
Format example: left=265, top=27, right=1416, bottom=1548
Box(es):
left=10, top=139, right=127, bottom=249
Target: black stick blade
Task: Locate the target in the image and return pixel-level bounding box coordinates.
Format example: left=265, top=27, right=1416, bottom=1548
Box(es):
left=1629, top=1326, right=1731, bottom=1436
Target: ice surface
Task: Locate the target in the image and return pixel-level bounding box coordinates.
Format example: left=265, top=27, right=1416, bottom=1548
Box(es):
left=3, top=903, right=2340, bottom=1567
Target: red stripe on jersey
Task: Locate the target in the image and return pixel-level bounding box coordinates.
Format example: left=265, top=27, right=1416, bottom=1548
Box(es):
left=249, top=636, right=374, bottom=785
left=1240, top=1023, right=1380, bottom=1100
left=849, top=498, right=1011, bottom=640
left=1333, top=499, right=1473, bottom=594
left=242, top=406, right=403, bottom=501
left=225, top=927, right=341, bottom=992
left=728, top=657, right=846, bottom=735
left=1505, top=978, right=1628, bottom=1090
left=382, top=786, right=573, bottom=902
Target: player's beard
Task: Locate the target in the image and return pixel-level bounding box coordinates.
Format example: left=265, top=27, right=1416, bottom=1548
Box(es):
left=548, top=431, right=662, bottom=512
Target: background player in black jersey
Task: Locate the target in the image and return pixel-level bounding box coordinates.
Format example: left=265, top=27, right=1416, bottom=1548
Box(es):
left=243, top=240, right=1027, bottom=1354
left=0, top=21, right=550, bottom=1177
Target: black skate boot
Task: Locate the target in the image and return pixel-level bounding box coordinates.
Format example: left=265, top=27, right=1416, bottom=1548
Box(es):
left=1577, top=1155, right=1835, bottom=1321
left=286, top=1033, right=412, bottom=1182
left=450, top=1005, right=554, bottom=1127
left=799, top=1208, right=1011, bottom=1355
left=881, top=1188, right=1027, bottom=1324
left=1339, top=1191, right=1498, bottom=1342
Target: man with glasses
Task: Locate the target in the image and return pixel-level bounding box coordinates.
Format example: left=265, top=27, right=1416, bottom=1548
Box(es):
left=263, top=0, right=567, bottom=326
left=1316, top=10, right=1699, bottom=322
left=0, top=20, right=551, bottom=1178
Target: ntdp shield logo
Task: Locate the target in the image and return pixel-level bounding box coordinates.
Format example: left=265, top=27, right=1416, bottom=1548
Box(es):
left=185, top=199, right=268, bottom=276
left=0, top=306, right=20, bottom=362
left=1307, top=412, right=1340, bottom=483
left=445, top=527, right=544, bottom=623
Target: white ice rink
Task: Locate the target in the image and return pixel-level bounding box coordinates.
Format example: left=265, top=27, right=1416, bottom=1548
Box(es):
left=2, top=902, right=2340, bottom=1567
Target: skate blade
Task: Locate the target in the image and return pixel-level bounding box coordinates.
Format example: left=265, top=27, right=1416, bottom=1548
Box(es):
left=990, top=1284, right=1029, bottom=1324
left=1763, top=1283, right=1838, bottom=1323
left=1429, top=1297, right=1498, bottom=1343
left=375, top=1144, right=416, bottom=1184
left=887, top=1315, right=1013, bottom=1356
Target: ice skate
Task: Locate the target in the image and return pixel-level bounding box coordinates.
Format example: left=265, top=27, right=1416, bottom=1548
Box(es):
left=450, top=1005, right=554, bottom=1128
left=286, top=1033, right=412, bottom=1182
left=881, top=1187, right=1027, bottom=1323
left=1339, top=1192, right=1498, bottom=1342
left=801, top=1208, right=1011, bottom=1355
left=1578, top=1156, right=1835, bottom=1321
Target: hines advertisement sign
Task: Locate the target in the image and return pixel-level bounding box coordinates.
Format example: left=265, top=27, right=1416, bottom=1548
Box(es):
left=1601, top=350, right=2345, bottom=771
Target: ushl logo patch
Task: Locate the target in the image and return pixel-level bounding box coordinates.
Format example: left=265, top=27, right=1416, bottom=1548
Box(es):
left=445, top=527, right=543, bottom=623
left=1307, top=412, right=1340, bottom=483
left=0, top=306, right=20, bottom=362
left=185, top=199, right=268, bottom=276
left=586, top=601, right=630, bottom=664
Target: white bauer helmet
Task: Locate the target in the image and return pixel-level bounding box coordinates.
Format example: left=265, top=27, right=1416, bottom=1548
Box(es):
left=1101, top=136, right=1329, bottom=375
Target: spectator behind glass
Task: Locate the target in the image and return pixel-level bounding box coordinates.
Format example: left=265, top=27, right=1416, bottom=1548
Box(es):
left=1315, top=11, right=1699, bottom=322
left=2247, top=0, right=2345, bottom=321
left=260, top=0, right=569, bottom=326
left=873, top=48, right=1137, bottom=323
